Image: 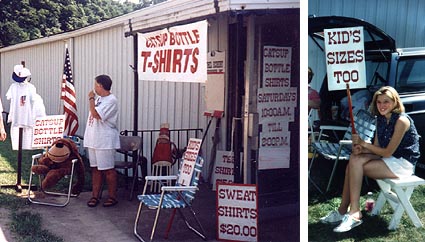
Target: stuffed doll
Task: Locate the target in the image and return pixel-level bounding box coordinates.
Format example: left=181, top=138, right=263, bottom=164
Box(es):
left=152, top=126, right=178, bottom=165
left=31, top=138, right=85, bottom=195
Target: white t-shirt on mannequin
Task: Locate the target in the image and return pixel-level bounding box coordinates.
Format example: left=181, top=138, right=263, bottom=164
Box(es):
left=6, top=82, right=37, bottom=150
left=6, top=82, right=37, bottom=127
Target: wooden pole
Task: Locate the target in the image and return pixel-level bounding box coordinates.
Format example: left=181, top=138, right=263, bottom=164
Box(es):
left=346, top=83, right=356, bottom=134
left=15, top=127, right=23, bottom=192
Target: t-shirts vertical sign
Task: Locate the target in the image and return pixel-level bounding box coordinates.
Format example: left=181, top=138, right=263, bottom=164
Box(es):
left=211, top=150, right=235, bottom=191
left=257, top=46, right=295, bottom=170
left=324, top=27, right=366, bottom=91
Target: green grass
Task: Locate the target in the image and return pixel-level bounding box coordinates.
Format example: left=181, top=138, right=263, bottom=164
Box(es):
left=0, top=124, right=86, bottom=242
left=308, top=157, right=425, bottom=241
left=9, top=208, right=64, bottom=242
left=0, top=124, right=135, bottom=241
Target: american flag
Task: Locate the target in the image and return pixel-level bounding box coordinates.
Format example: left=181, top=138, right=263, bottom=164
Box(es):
left=61, top=47, right=79, bottom=136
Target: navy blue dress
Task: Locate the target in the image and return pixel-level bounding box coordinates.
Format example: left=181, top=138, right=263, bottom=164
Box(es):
left=376, top=112, right=420, bottom=165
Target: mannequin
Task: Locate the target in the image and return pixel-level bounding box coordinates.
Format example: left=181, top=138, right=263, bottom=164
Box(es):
left=6, top=62, right=45, bottom=150
left=5, top=61, right=46, bottom=191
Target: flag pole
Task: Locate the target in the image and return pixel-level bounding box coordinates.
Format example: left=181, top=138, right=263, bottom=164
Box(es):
left=62, top=43, right=79, bottom=136
left=59, top=44, right=68, bottom=114
left=346, top=83, right=356, bottom=134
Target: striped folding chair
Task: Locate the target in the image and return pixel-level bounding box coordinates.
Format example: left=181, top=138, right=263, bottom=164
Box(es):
left=133, top=155, right=206, bottom=242
left=309, top=109, right=376, bottom=193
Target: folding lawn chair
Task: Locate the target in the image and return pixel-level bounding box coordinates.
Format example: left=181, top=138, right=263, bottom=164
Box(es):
left=308, top=109, right=319, bottom=143
left=309, top=109, right=376, bottom=193
left=133, top=155, right=206, bottom=242
left=27, top=136, right=84, bottom=207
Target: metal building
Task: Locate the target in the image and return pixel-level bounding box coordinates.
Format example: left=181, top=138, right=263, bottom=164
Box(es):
left=0, top=0, right=300, bottom=214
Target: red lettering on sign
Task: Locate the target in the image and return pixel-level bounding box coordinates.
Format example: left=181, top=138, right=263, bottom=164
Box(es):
left=217, top=206, right=258, bottom=219
left=327, top=50, right=364, bottom=65
left=327, top=29, right=362, bottom=45
left=140, top=51, right=151, bottom=72
left=218, top=188, right=256, bottom=201
left=141, top=48, right=199, bottom=74
left=333, top=70, right=359, bottom=84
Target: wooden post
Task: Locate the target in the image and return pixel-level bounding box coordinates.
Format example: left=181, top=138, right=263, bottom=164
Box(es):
left=346, top=83, right=356, bottom=134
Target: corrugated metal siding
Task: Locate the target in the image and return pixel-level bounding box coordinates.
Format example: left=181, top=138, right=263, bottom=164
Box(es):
left=125, top=0, right=217, bottom=33
left=73, top=26, right=135, bottom=135
left=125, top=0, right=299, bottom=33
left=0, top=26, right=208, bottom=176
left=0, top=19, right=219, bottom=178
left=227, top=0, right=299, bottom=10
left=308, top=0, right=425, bottom=91
left=0, top=0, right=294, bottom=177
left=0, top=42, right=66, bottom=116
left=309, top=0, right=425, bottom=48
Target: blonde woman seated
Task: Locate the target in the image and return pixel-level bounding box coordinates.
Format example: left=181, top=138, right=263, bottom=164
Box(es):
left=320, top=86, right=420, bottom=232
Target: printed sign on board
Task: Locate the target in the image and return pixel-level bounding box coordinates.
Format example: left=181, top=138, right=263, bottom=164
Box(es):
left=324, top=26, right=366, bottom=91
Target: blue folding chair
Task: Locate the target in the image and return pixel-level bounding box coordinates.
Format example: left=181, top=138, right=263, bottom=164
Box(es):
left=133, top=155, right=206, bottom=241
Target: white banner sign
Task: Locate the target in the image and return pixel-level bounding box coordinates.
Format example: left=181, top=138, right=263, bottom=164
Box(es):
left=206, top=50, right=225, bottom=112
left=217, top=183, right=258, bottom=241
left=324, top=26, right=366, bottom=91
left=32, top=115, right=65, bottom=148
left=258, top=87, right=297, bottom=124
left=138, top=20, right=208, bottom=83
left=178, top=138, right=202, bottom=186
left=258, top=46, right=294, bottom=170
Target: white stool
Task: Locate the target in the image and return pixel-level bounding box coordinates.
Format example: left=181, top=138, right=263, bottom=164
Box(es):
left=150, top=161, right=172, bottom=193
left=372, top=175, right=425, bottom=230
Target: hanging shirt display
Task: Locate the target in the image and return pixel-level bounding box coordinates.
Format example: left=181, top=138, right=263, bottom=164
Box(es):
left=6, top=64, right=46, bottom=150
left=6, top=82, right=37, bottom=127
left=6, top=82, right=38, bottom=150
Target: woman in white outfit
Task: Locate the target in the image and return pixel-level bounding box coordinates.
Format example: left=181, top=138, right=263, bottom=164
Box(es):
left=84, top=75, right=120, bottom=207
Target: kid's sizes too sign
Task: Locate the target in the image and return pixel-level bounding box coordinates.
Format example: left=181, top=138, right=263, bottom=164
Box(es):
left=324, top=27, right=366, bottom=91
left=138, top=20, right=207, bottom=83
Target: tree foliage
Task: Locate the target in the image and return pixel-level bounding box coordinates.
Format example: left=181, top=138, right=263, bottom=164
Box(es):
left=0, top=0, right=142, bottom=47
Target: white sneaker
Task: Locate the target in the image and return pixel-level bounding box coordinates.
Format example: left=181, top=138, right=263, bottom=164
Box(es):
left=319, top=210, right=345, bottom=224
left=333, top=214, right=363, bottom=233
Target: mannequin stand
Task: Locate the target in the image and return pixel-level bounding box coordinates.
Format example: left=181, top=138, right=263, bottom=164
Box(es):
left=1, top=128, right=36, bottom=192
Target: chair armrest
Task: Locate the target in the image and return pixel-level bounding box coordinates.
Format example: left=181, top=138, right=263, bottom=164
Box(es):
left=32, top=153, right=43, bottom=159
left=161, top=186, right=198, bottom=192
left=319, top=125, right=347, bottom=132
left=339, top=140, right=352, bottom=145
left=339, top=140, right=372, bottom=146
left=316, top=125, right=347, bottom=142
left=145, top=175, right=178, bottom=181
